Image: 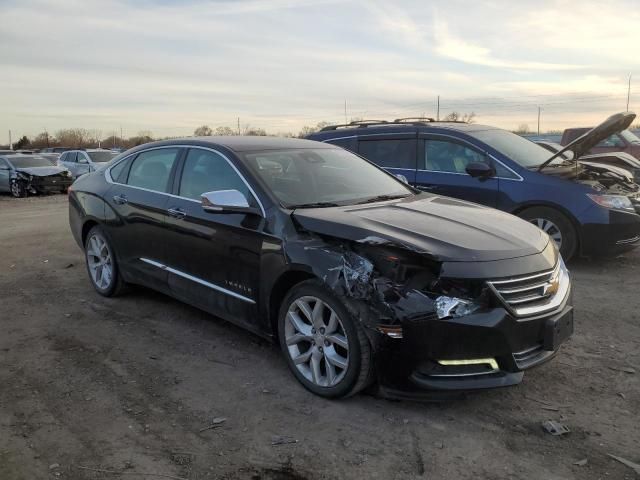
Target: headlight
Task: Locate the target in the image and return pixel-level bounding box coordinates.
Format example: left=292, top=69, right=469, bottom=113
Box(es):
left=435, top=296, right=481, bottom=319
left=587, top=194, right=634, bottom=212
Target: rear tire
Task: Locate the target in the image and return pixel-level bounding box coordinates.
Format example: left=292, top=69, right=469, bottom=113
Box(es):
left=278, top=279, right=374, bottom=398
left=518, top=206, right=577, bottom=260
left=84, top=225, right=127, bottom=297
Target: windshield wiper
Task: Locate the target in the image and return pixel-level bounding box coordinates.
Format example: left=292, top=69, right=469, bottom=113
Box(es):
left=289, top=201, right=340, bottom=209
left=355, top=194, right=410, bottom=205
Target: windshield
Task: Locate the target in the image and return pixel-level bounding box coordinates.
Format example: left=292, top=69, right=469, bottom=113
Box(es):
left=8, top=156, right=54, bottom=168
left=243, top=148, right=413, bottom=208
left=471, top=129, right=552, bottom=168
left=88, top=151, right=118, bottom=163
left=539, top=142, right=574, bottom=161
left=620, top=129, right=640, bottom=145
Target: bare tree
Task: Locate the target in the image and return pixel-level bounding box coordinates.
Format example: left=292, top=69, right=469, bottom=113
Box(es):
left=297, top=121, right=330, bottom=138
left=514, top=123, right=531, bottom=134
left=194, top=125, right=213, bottom=136
left=214, top=126, right=237, bottom=136
left=443, top=112, right=476, bottom=123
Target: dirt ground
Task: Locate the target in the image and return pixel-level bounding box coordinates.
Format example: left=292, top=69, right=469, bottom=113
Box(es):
left=1, top=194, right=639, bottom=480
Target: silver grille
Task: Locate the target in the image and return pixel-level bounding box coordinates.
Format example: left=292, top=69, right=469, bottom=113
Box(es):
left=487, top=259, right=570, bottom=317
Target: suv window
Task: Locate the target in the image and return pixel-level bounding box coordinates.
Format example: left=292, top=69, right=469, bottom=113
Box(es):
left=358, top=139, right=416, bottom=169
left=127, top=148, right=179, bottom=192
left=327, top=137, right=357, bottom=152
left=179, top=149, right=250, bottom=201
left=424, top=140, right=486, bottom=173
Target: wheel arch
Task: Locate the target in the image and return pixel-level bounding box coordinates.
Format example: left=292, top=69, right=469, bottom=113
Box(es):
left=510, top=201, right=581, bottom=253
left=268, top=269, right=317, bottom=339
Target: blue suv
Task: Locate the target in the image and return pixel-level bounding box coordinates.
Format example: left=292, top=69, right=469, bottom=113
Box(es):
left=308, top=113, right=640, bottom=260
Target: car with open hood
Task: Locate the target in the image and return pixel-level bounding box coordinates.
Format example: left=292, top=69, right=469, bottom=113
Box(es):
left=308, top=112, right=640, bottom=260
left=536, top=139, right=640, bottom=183
left=0, top=154, right=73, bottom=197
left=68, top=137, right=573, bottom=399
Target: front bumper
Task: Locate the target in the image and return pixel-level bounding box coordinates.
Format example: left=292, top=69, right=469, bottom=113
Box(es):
left=580, top=209, right=640, bottom=256
left=373, top=301, right=573, bottom=399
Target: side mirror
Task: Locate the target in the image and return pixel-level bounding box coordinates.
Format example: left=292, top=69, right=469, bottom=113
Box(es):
left=395, top=174, right=409, bottom=184
left=465, top=162, right=495, bottom=179
left=201, top=189, right=260, bottom=215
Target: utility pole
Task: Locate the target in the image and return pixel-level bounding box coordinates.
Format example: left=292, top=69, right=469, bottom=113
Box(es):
left=44, top=128, right=50, bottom=147
left=120, top=126, right=123, bottom=148
left=627, top=73, right=632, bottom=112
left=436, top=95, right=440, bottom=121
left=8, top=130, right=12, bottom=150
left=237, top=117, right=240, bottom=135
left=344, top=100, right=348, bottom=125
left=537, top=106, right=541, bottom=135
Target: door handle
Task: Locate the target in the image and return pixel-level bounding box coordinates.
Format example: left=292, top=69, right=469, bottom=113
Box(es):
left=417, top=185, right=437, bottom=191
left=113, top=194, right=128, bottom=205
left=167, top=207, right=187, bottom=219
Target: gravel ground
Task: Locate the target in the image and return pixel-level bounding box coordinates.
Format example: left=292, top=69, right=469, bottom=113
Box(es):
left=1, top=194, right=639, bottom=480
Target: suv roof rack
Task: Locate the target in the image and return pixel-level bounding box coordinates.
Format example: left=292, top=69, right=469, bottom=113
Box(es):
left=319, top=118, right=468, bottom=131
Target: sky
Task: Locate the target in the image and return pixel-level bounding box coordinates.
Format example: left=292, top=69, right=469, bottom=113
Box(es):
left=1, top=0, right=639, bottom=140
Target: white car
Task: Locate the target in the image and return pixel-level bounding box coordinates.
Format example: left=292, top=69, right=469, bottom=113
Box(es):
left=57, top=149, right=119, bottom=178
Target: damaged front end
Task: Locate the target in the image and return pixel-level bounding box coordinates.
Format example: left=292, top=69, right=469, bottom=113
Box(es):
left=11, top=169, right=73, bottom=196
left=285, top=228, right=572, bottom=398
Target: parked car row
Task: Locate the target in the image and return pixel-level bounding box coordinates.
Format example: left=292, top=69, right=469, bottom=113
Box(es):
left=308, top=112, right=640, bottom=261
left=0, top=154, right=73, bottom=197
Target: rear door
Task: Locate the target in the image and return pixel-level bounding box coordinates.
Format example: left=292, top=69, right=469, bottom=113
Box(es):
left=104, top=147, right=182, bottom=292
left=162, top=147, right=265, bottom=328
left=75, top=152, right=92, bottom=177
left=415, top=135, right=499, bottom=207
left=357, top=133, right=417, bottom=184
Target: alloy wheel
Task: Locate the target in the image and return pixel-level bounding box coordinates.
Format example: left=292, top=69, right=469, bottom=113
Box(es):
left=284, top=296, right=349, bottom=387
left=10, top=182, right=21, bottom=197
left=530, top=217, right=563, bottom=250
left=86, top=234, right=113, bottom=290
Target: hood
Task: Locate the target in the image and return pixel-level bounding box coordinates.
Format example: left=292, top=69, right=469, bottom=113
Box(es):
left=538, top=112, right=636, bottom=171
left=580, top=151, right=640, bottom=169
left=16, top=166, right=70, bottom=177
left=293, top=194, right=549, bottom=262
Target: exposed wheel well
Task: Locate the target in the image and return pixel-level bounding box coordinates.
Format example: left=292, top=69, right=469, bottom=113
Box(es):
left=81, top=220, right=99, bottom=248
left=269, top=270, right=316, bottom=338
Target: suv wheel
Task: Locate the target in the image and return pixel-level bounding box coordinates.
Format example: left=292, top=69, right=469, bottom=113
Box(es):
left=84, top=225, right=127, bottom=297
left=278, top=280, right=373, bottom=398
left=519, top=207, right=577, bottom=260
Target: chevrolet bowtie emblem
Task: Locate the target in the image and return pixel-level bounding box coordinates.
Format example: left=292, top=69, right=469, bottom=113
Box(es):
left=543, top=273, right=560, bottom=296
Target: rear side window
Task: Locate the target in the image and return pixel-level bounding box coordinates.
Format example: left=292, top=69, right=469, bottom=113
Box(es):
left=127, top=148, right=179, bottom=193
left=179, top=149, right=250, bottom=201
left=358, top=139, right=416, bottom=169
left=596, top=134, right=625, bottom=148
left=326, top=137, right=357, bottom=152
left=109, top=157, right=131, bottom=183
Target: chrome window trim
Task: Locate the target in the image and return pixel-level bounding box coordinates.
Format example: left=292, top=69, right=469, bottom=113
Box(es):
left=104, top=145, right=266, bottom=217
left=140, top=257, right=255, bottom=304
left=323, top=132, right=523, bottom=181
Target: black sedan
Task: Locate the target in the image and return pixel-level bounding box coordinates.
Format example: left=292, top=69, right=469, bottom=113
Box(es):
left=68, top=137, right=573, bottom=399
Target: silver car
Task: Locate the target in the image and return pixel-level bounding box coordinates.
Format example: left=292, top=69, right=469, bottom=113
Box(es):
left=58, top=149, right=118, bottom=178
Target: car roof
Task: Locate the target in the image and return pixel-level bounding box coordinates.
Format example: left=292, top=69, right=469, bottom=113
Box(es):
left=125, top=136, right=334, bottom=153
left=309, top=122, right=499, bottom=139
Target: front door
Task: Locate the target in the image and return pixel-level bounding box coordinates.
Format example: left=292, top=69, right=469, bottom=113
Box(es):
left=415, top=136, right=499, bottom=207
left=163, top=147, right=264, bottom=329
left=103, top=147, right=182, bottom=292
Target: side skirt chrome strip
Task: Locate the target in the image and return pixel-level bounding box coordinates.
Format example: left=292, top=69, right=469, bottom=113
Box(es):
left=140, top=257, right=255, bottom=304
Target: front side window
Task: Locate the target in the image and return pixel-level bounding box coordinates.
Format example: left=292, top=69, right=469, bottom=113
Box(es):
left=470, top=129, right=550, bottom=168
left=358, top=139, right=416, bottom=169
left=65, top=152, right=77, bottom=163
left=179, top=149, right=251, bottom=201
left=424, top=140, right=485, bottom=173
left=127, top=148, right=179, bottom=193
left=243, top=147, right=412, bottom=207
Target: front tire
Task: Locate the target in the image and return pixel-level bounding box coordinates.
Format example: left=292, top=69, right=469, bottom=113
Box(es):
left=84, top=225, right=127, bottom=297
left=278, top=280, right=373, bottom=398
left=518, top=206, right=577, bottom=260
left=10, top=181, right=26, bottom=198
